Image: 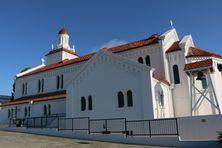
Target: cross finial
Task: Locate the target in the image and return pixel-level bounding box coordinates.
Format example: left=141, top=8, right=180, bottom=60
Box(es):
left=72, top=45, right=76, bottom=52
left=170, top=20, right=174, bottom=29
left=41, top=58, right=45, bottom=65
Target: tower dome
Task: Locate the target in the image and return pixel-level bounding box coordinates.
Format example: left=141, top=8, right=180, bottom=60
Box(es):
left=58, top=27, right=69, bottom=35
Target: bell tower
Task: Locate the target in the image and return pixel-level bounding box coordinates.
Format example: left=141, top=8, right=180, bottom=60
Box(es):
left=45, top=27, right=78, bottom=65
left=57, top=27, right=71, bottom=50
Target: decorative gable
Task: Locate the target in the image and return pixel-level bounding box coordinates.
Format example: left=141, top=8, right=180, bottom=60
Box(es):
left=66, top=50, right=152, bottom=87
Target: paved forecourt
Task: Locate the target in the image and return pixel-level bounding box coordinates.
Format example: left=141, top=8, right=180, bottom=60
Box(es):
left=0, top=131, right=163, bottom=148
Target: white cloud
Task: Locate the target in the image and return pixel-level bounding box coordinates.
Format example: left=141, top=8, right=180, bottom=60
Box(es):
left=91, top=39, right=127, bottom=51
left=100, top=39, right=127, bottom=49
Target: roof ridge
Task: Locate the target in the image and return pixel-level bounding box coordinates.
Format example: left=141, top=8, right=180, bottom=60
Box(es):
left=106, top=35, right=159, bottom=53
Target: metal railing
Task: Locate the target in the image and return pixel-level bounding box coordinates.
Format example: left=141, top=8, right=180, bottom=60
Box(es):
left=89, top=118, right=126, bottom=134
left=126, top=118, right=179, bottom=137
left=21, top=115, right=179, bottom=137
left=26, top=113, right=65, bottom=128
left=58, top=117, right=89, bottom=132
left=9, top=118, right=27, bottom=127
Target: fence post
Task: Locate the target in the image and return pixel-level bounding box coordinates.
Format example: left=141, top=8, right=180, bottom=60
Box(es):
left=125, top=118, right=127, bottom=137
left=149, top=120, right=151, bottom=137
left=41, top=117, right=43, bottom=128
left=9, top=119, right=11, bottom=127
left=33, top=118, right=35, bottom=128
left=88, top=117, right=90, bottom=134
left=46, top=116, right=47, bottom=127
left=57, top=117, right=60, bottom=131
left=105, top=119, right=108, bottom=132
left=72, top=118, right=74, bottom=131
left=27, top=118, right=29, bottom=128
left=175, top=118, right=179, bottom=136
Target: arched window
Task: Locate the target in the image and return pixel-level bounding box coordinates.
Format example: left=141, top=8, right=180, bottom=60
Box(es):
left=28, top=106, right=31, bottom=116
left=61, top=75, right=64, bottom=89
left=8, top=109, right=10, bottom=118
left=127, top=90, right=133, bottom=107
left=38, top=80, right=41, bottom=92
left=25, top=83, right=28, bottom=94
left=48, top=104, right=51, bottom=115
left=41, top=79, right=44, bottom=92
left=118, top=91, right=124, bottom=108
left=22, top=83, right=25, bottom=95
left=57, top=76, right=60, bottom=89
left=43, top=105, right=47, bottom=116
left=145, top=55, right=151, bottom=66
left=158, top=90, right=164, bottom=106
left=81, top=97, right=86, bottom=111
left=138, top=57, right=143, bottom=64
left=88, top=96, right=92, bottom=110
left=24, top=107, right=27, bottom=117
left=173, top=65, right=180, bottom=84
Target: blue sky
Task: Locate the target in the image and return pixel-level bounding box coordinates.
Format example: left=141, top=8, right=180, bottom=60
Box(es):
left=0, top=0, right=222, bottom=95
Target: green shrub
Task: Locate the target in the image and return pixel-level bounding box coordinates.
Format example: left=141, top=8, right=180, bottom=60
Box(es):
left=217, top=131, right=222, bottom=145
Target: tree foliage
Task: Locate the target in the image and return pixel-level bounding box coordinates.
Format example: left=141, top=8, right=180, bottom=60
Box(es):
left=217, top=131, right=222, bottom=145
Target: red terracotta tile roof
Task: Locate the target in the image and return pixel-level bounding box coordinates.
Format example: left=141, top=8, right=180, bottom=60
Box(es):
left=19, top=52, right=96, bottom=78
left=165, top=41, right=181, bottom=53
left=18, top=35, right=160, bottom=78
left=106, top=34, right=159, bottom=53
left=184, top=59, right=213, bottom=71
left=186, top=47, right=222, bottom=59
left=58, top=27, right=69, bottom=35
left=46, top=48, right=77, bottom=56
left=153, top=74, right=170, bottom=86
left=0, top=90, right=66, bottom=107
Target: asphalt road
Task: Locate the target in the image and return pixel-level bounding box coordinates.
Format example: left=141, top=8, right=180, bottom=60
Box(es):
left=0, top=131, right=163, bottom=148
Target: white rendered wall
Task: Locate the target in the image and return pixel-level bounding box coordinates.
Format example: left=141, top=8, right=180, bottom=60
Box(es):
left=118, top=44, right=165, bottom=79
left=0, top=99, right=65, bottom=124
left=62, top=51, right=78, bottom=60
left=14, top=62, right=85, bottom=99
left=46, top=51, right=63, bottom=65
left=167, top=51, right=190, bottom=117
left=66, top=51, right=154, bottom=120
left=152, top=78, right=174, bottom=118
left=178, top=114, right=222, bottom=140
left=46, top=50, right=77, bottom=65
left=166, top=35, right=196, bottom=117
left=161, top=28, right=179, bottom=81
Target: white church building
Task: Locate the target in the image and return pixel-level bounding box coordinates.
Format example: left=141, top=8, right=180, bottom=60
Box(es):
left=1, top=27, right=222, bottom=125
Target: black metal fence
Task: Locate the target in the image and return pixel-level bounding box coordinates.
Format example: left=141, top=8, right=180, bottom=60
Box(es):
left=26, top=113, right=65, bottom=128
left=89, top=118, right=126, bottom=134
left=24, top=115, right=179, bottom=137
left=58, top=117, right=89, bottom=132
left=126, top=118, right=178, bottom=137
